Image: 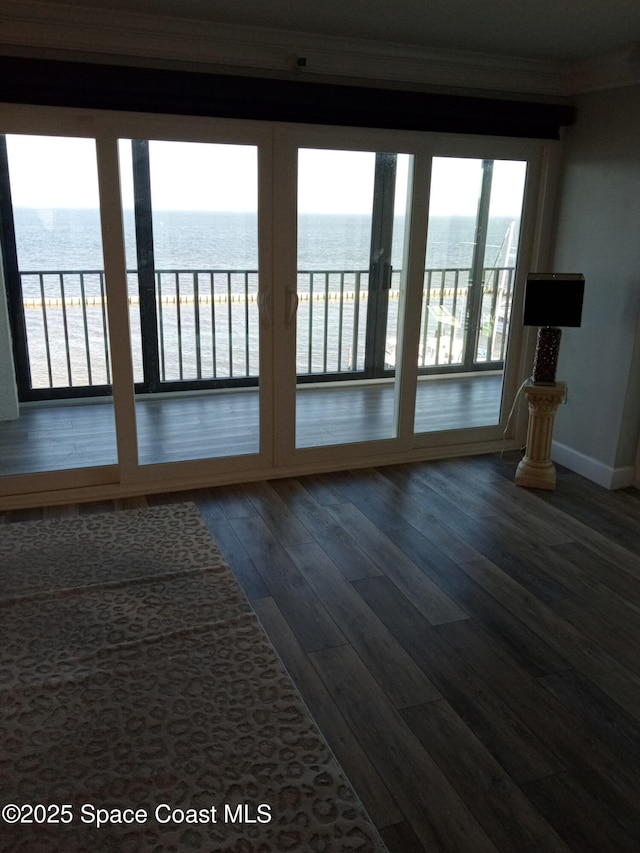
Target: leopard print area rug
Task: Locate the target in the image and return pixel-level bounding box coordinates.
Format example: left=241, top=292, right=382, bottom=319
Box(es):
left=0, top=504, right=387, bottom=852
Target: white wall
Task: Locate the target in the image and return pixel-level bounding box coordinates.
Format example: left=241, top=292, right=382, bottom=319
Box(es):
left=551, top=85, right=640, bottom=488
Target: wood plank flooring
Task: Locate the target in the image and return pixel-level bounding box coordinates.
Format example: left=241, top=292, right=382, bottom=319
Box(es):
left=3, top=452, right=640, bottom=851
left=0, top=374, right=502, bottom=476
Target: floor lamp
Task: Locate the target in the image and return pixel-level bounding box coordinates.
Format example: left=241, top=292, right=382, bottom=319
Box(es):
left=515, top=273, right=585, bottom=490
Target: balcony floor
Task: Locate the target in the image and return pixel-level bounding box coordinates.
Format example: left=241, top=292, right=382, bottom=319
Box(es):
left=0, top=373, right=503, bottom=477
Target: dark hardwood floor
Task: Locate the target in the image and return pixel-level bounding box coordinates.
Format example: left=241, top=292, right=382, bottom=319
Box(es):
left=3, top=452, right=640, bottom=851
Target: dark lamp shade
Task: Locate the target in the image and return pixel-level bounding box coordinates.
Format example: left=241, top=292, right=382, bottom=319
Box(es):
left=523, top=273, right=585, bottom=327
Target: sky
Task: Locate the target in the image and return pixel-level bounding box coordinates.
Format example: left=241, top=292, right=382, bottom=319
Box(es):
left=6, top=135, right=526, bottom=217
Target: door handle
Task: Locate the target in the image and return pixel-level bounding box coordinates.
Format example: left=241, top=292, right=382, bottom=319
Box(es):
left=285, top=288, right=299, bottom=328
left=258, top=291, right=272, bottom=328
left=383, top=262, right=393, bottom=291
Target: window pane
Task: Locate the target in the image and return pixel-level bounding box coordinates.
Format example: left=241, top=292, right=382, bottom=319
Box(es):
left=295, top=148, right=412, bottom=448
left=119, top=139, right=261, bottom=465
left=414, top=157, right=527, bottom=434
left=8, top=136, right=110, bottom=390
left=0, top=135, right=117, bottom=476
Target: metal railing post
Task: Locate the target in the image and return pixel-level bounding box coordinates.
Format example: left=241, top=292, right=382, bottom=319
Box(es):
left=17, top=262, right=513, bottom=395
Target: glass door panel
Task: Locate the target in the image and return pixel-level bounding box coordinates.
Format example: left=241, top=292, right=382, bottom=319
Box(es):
left=118, top=139, right=261, bottom=465
left=0, top=134, right=117, bottom=476
left=414, top=157, right=527, bottom=434
left=295, top=148, right=412, bottom=449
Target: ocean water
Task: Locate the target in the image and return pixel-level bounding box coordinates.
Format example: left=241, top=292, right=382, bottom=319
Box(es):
left=13, top=208, right=518, bottom=276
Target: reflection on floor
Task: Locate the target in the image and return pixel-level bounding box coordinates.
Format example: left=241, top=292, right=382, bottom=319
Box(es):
left=296, top=373, right=503, bottom=447
left=0, top=374, right=503, bottom=476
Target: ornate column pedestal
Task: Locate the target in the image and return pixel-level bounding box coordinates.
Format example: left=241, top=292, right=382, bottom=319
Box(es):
left=515, top=381, right=566, bottom=490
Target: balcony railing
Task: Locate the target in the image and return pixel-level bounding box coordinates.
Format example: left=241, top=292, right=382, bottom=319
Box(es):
left=18, top=265, right=515, bottom=391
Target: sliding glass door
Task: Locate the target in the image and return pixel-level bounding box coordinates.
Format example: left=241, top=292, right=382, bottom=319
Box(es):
left=279, top=135, right=535, bottom=462
left=294, top=146, right=413, bottom=450
left=0, top=133, right=118, bottom=478
left=118, top=138, right=263, bottom=466
left=413, top=155, right=528, bottom=436
left=0, top=106, right=550, bottom=503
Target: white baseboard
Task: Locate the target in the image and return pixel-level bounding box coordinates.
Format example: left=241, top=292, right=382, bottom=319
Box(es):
left=552, top=441, right=637, bottom=490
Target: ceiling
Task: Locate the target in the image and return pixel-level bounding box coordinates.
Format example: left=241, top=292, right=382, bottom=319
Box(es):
left=24, top=0, right=640, bottom=63
left=2, top=0, right=640, bottom=96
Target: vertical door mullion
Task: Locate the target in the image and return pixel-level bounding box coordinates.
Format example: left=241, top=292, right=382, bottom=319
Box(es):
left=464, top=159, right=493, bottom=368
left=501, top=146, right=551, bottom=443
left=0, top=135, right=31, bottom=399
left=395, top=144, right=432, bottom=446
left=131, top=139, right=161, bottom=392
left=257, top=130, right=279, bottom=466
left=95, top=131, right=139, bottom=479
left=271, top=131, right=302, bottom=464
left=364, top=152, right=397, bottom=378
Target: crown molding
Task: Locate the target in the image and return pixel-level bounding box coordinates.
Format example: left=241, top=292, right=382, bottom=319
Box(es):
left=0, top=0, right=566, bottom=97
left=0, top=0, right=637, bottom=99
left=564, top=44, right=640, bottom=95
